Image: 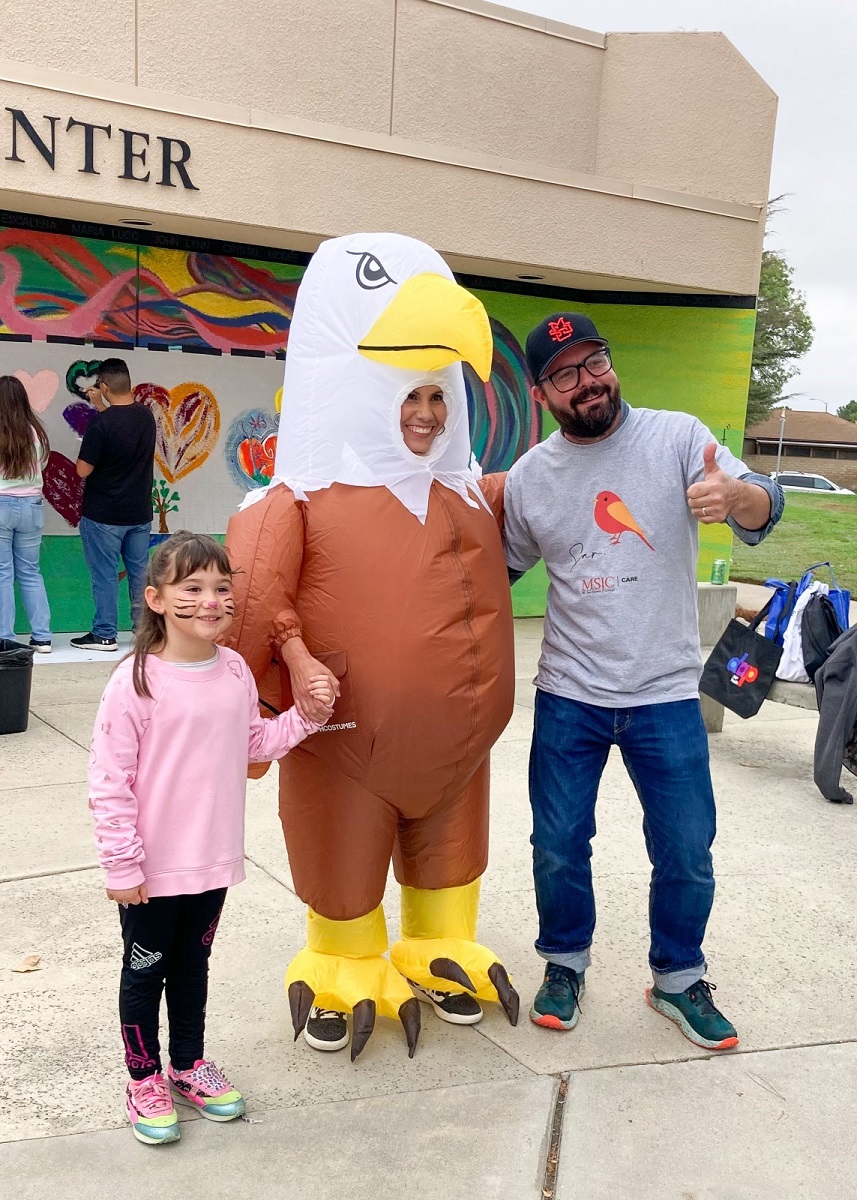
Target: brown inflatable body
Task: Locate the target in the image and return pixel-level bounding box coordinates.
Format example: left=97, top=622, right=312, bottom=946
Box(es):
left=225, top=474, right=515, bottom=921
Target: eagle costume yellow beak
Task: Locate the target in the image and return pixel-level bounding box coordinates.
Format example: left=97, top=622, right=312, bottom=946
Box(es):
left=358, top=272, right=494, bottom=382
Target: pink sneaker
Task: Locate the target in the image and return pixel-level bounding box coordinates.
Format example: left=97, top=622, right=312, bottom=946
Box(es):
left=125, top=1073, right=180, bottom=1145
left=168, top=1059, right=245, bottom=1122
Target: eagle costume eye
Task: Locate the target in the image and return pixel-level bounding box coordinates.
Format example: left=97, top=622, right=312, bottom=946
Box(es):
left=349, top=251, right=396, bottom=291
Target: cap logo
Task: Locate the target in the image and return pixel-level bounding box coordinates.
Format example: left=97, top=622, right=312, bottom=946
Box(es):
left=548, top=317, right=574, bottom=343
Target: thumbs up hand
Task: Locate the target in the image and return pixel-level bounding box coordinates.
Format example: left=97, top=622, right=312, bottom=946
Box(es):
left=686, top=442, right=739, bottom=524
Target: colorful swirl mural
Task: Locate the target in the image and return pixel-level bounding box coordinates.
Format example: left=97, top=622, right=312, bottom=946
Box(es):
left=0, top=230, right=299, bottom=351
left=465, top=317, right=540, bottom=473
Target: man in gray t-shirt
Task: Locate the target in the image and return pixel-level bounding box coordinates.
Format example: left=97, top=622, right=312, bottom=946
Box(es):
left=504, top=312, right=783, bottom=1051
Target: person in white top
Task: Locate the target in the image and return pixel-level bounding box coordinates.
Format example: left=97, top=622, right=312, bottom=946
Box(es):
left=0, top=375, right=52, bottom=652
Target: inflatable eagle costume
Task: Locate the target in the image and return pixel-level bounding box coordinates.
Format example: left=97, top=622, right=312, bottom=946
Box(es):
left=225, top=233, right=517, bottom=1059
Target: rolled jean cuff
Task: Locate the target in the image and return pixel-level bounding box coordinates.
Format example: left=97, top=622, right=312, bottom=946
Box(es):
left=537, top=945, right=591, bottom=974
left=651, top=960, right=706, bottom=993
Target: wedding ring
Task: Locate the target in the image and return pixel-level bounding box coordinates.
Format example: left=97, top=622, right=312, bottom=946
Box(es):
left=702, top=506, right=708, bottom=517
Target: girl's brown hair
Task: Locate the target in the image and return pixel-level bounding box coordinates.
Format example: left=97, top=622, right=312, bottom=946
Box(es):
left=0, top=375, right=50, bottom=480
left=132, top=531, right=234, bottom=698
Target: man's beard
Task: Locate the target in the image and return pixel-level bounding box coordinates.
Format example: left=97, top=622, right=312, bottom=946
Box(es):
left=548, top=382, right=621, bottom=440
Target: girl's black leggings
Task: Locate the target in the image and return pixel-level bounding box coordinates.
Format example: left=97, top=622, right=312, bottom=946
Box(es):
left=118, top=888, right=226, bottom=1080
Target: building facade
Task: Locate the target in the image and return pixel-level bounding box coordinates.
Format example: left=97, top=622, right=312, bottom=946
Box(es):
left=744, top=410, right=857, bottom=490
left=0, top=0, right=777, bottom=629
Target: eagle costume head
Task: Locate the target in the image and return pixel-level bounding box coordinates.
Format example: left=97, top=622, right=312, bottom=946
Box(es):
left=244, top=232, right=493, bottom=523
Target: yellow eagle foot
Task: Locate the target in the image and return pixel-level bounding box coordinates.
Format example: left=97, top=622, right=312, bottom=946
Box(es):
left=285, top=930, right=421, bottom=1061
left=390, top=936, right=520, bottom=1026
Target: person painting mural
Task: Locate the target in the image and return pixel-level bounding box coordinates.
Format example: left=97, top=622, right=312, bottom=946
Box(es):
left=225, top=233, right=520, bottom=1060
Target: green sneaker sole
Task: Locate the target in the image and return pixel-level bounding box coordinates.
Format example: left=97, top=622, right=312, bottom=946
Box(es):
left=646, top=988, right=739, bottom=1051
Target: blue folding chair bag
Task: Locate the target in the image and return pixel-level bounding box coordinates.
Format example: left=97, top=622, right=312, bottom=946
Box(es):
left=764, top=562, right=850, bottom=646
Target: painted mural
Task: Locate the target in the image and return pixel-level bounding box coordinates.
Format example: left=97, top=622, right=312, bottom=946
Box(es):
left=0, top=222, right=755, bottom=630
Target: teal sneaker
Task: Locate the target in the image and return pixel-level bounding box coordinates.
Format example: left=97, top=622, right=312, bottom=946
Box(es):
left=647, top=980, right=738, bottom=1050
left=529, top=963, right=585, bottom=1031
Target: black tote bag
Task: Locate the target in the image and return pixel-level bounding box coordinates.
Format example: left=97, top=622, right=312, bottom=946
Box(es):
left=699, top=592, right=792, bottom=719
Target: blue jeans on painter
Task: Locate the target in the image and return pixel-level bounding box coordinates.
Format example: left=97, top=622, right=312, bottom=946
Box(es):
left=79, top=517, right=150, bottom=639
left=530, top=690, right=716, bottom=992
left=0, top=495, right=51, bottom=642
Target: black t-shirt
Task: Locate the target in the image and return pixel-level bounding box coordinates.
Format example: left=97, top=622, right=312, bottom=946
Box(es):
left=79, top=402, right=156, bottom=526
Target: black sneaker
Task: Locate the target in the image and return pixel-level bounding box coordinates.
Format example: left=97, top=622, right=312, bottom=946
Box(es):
left=70, top=632, right=118, bottom=652
left=304, top=1006, right=349, bottom=1052
left=409, top=980, right=483, bottom=1025
left=29, top=639, right=52, bottom=655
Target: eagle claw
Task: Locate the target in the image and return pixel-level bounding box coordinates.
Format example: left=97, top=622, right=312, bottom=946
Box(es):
left=390, top=937, right=520, bottom=1025
left=285, top=948, right=421, bottom=1059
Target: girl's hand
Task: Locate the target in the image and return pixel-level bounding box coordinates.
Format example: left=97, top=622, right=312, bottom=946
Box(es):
left=107, top=884, right=148, bottom=905
left=307, top=675, right=336, bottom=711
left=284, top=644, right=341, bottom=723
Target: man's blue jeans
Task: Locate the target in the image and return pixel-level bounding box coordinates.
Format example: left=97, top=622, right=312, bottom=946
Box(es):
left=529, top=690, right=716, bottom=992
left=79, top=517, right=151, bottom=639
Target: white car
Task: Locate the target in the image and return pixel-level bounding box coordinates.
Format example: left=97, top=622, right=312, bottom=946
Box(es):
left=770, top=471, right=855, bottom=495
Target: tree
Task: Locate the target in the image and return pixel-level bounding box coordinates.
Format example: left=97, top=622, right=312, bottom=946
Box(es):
left=152, top=478, right=180, bottom=534
left=837, top=400, right=857, bottom=423
left=747, top=202, right=814, bottom=427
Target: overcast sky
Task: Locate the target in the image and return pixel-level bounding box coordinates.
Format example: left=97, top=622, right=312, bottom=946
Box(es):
left=516, top=0, right=856, bottom=413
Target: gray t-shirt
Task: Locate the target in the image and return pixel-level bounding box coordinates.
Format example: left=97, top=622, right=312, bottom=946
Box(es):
left=504, top=405, right=763, bottom=708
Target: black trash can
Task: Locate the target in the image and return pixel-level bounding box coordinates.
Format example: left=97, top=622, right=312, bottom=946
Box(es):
left=0, top=639, right=34, bottom=735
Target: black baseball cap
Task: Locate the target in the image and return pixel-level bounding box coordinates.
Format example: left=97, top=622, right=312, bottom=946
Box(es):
left=525, top=313, right=608, bottom=382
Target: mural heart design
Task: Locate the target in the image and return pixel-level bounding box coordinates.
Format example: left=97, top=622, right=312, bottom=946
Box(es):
left=135, top=381, right=221, bottom=483
left=14, top=369, right=59, bottom=412
left=63, top=401, right=98, bottom=437
left=225, top=408, right=280, bottom=491
left=237, top=433, right=278, bottom=484
left=43, top=451, right=84, bottom=527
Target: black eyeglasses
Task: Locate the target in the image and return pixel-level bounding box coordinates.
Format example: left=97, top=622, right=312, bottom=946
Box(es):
left=541, top=348, right=612, bottom=393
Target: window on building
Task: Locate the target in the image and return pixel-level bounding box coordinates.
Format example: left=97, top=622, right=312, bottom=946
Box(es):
left=758, top=444, right=778, bottom=455
left=811, top=446, right=836, bottom=458
left=837, top=448, right=857, bottom=460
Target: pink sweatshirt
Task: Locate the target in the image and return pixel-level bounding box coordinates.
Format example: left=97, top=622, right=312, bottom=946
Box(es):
left=89, top=645, right=322, bottom=896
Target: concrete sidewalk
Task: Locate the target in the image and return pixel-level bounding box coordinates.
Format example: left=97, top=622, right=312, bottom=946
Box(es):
left=2, top=621, right=856, bottom=1198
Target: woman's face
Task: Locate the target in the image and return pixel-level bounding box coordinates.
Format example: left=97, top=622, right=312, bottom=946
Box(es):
left=400, top=385, right=447, bottom=456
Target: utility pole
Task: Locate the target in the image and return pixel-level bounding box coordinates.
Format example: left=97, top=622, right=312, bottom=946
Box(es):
left=774, top=407, right=787, bottom=478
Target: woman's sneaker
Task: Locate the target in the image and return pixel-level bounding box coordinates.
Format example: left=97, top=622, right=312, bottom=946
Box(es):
left=409, top=980, right=483, bottom=1025
left=529, top=964, right=585, bottom=1031
left=125, top=1073, right=181, bottom=1145
left=646, top=980, right=738, bottom=1050
left=304, top=1006, right=350, bottom=1051
left=168, top=1059, right=246, bottom=1121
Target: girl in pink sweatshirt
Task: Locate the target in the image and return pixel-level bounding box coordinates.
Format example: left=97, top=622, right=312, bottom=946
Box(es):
left=89, top=531, right=335, bottom=1146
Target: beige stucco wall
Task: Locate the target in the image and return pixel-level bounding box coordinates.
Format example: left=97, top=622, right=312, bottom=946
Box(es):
left=596, top=33, right=777, bottom=207
left=0, top=0, right=777, bottom=295
left=391, top=0, right=604, bottom=170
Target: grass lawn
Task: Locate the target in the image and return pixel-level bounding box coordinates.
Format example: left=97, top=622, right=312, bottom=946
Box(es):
left=731, top=491, right=857, bottom=592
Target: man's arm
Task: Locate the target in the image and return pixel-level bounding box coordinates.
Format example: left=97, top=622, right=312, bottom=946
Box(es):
left=503, top=469, right=543, bottom=583
left=76, top=416, right=104, bottom=479
left=686, top=432, right=784, bottom=545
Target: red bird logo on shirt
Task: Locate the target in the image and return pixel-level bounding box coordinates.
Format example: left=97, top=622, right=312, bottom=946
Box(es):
left=593, top=491, right=655, bottom=552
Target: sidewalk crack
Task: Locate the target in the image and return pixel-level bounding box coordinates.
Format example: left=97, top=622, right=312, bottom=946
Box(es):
left=541, top=1072, right=569, bottom=1199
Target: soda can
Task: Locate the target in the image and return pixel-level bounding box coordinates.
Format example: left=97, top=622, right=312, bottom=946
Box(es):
left=710, top=559, right=728, bottom=585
